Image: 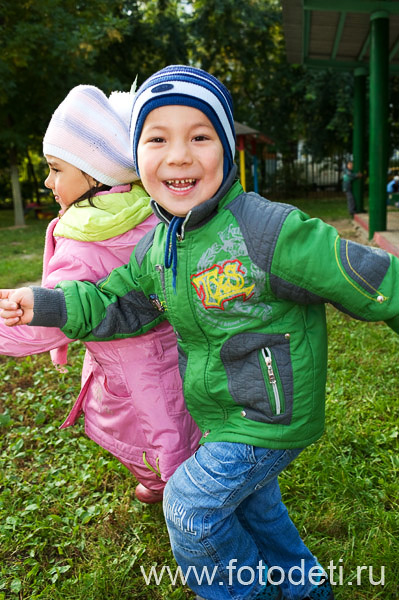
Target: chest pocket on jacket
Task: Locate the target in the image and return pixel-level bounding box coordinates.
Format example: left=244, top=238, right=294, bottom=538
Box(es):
left=220, top=332, right=293, bottom=425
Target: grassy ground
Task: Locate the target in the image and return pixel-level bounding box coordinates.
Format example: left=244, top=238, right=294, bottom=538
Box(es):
left=0, top=211, right=49, bottom=288
left=0, top=197, right=398, bottom=599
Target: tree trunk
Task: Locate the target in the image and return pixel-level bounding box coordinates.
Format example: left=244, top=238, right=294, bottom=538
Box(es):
left=10, top=148, right=25, bottom=227
left=26, top=150, right=41, bottom=204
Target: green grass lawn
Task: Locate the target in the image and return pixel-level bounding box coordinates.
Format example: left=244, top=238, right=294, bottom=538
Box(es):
left=1, top=197, right=398, bottom=599
left=0, top=211, right=49, bottom=288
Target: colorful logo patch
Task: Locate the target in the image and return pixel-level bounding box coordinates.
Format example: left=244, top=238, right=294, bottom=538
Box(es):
left=191, top=259, right=255, bottom=310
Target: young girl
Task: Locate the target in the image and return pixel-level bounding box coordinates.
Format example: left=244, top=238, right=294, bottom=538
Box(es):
left=0, top=84, right=201, bottom=504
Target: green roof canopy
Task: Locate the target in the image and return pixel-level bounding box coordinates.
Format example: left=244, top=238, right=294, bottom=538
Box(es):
left=283, top=0, right=399, bottom=72
left=282, top=0, right=399, bottom=238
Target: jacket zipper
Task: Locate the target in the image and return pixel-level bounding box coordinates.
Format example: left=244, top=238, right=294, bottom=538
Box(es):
left=155, top=264, right=167, bottom=297
left=261, top=347, right=281, bottom=415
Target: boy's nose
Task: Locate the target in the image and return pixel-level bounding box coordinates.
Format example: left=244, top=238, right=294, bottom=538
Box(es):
left=166, top=141, right=192, bottom=165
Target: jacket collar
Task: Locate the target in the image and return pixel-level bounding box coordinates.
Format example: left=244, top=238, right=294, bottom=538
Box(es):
left=151, top=165, right=239, bottom=231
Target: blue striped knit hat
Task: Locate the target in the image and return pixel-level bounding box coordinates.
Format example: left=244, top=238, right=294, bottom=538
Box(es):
left=130, top=65, right=236, bottom=181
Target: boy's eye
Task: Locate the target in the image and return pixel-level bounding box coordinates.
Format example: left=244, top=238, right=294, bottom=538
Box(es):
left=150, top=137, right=165, bottom=143
left=193, top=135, right=209, bottom=142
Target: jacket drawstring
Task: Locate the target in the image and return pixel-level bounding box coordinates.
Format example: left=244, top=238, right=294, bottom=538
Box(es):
left=164, top=216, right=184, bottom=291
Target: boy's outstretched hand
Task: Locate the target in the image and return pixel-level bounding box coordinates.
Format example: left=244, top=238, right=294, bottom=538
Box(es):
left=0, top=288, right=34, bottom=326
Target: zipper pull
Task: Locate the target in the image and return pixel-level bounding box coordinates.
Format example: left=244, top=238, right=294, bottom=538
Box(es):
left=265, top=356, right=276, bottom=384
left=262, top=348, right=276, bottom=384
left=262, top=347, right=281, bottom=416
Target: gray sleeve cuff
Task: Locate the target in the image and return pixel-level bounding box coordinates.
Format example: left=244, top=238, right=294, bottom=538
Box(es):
left=29, top=286, right=68, bottom=328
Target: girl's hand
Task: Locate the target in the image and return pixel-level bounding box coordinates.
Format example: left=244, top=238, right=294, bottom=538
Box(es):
left=0, top=288, right=34, bottom=326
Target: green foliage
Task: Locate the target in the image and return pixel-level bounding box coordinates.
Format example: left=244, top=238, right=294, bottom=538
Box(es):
left=0, top=0, right=362, bottom=209
left=0, top=0, right=191, bottom=210
left=0, top=0, right=129, bottom=157
left=185, top=0, right=354, bottom=169
left=95, top=0, right=188, bottom=87
left=299, top=70, right=355, bottom=160
left=0, top=0, right=355, bottom=164
left=388, top=75, right=399, bottom=158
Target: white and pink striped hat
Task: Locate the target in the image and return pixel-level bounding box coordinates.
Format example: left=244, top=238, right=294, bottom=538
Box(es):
left=43, top=85, right=137, bottom=186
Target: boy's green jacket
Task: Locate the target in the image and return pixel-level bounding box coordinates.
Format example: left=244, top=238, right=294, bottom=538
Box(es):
left=31, top=167, right=399, bottom=450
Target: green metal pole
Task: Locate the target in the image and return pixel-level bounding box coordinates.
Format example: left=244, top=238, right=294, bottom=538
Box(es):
left=369, top=11, right=389, bottom=238
left=353, top=68, right=367, bottom=213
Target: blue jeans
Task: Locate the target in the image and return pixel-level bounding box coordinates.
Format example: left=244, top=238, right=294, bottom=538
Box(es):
left=163, top=442, right=319, bottom=600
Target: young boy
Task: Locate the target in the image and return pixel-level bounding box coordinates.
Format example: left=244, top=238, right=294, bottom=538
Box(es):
left=2, top=65, right=399, bottom=600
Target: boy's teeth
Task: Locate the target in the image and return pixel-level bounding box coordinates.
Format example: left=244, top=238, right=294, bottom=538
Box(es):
left=167, top=179, right=195, bottom=184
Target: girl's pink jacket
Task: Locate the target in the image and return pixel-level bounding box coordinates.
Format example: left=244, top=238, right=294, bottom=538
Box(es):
left=0, top=188, right=201, bottom=490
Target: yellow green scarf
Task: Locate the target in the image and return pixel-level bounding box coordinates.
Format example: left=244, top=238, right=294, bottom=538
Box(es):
left=54, top=184, right=152, bottom=242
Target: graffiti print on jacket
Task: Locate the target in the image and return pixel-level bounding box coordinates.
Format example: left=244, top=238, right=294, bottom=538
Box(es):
left=191, top=259, right=255, bottom=310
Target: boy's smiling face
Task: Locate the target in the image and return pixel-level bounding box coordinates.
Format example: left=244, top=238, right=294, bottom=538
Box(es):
left=137, top=105, right=224, bottom=217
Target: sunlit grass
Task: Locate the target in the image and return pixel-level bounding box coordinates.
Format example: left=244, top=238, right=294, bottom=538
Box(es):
left=0, top=346, right=192, bottom=600
left=0, top=211, right=49, bottom=287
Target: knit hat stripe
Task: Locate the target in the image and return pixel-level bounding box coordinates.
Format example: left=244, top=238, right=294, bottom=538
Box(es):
left=49, top=114, right=134, bottom=170
left=131, top=80, right=235, bottom=160
left=143, top=64, right=232, bottom=98
left=43, top=84, right=137, bottom=185
left=71, top=90, right=129, bottom=145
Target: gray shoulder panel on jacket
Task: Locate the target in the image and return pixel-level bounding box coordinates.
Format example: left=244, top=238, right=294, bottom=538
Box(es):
left=339, top=239, right=391, bottom=293
left=134, top=227, right=157, bottom=268
left=226, top=192, right=295, bottom=271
